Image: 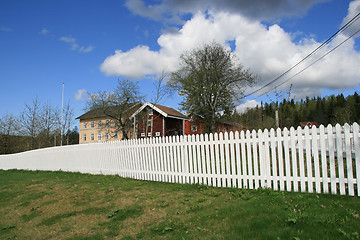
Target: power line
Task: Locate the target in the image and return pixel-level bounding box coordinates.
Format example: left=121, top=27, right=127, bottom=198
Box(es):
left=260, top=27, right=360, bottom=97
left=243, top=11, right=360, bottom=98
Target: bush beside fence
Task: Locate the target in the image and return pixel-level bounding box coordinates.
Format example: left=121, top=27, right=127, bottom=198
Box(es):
left=1, top=123, right=359, bottom=196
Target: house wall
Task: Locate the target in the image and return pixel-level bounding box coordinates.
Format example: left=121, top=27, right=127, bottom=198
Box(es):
left=136, top=110, right=164, bottom=138
left=78, top=117, right=127, bottom=144
left=134, top=108, right=185, bottom=138
left=152, top=111, right=164, bottom=136
left=185, top=120, right=205, bottom=135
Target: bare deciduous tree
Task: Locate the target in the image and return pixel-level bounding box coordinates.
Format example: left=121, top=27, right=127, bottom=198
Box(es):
left=151, top=70, right=172, bottom=105
left=19, top=97, right=43, bottom=149
left=87, top=79, right=143, bottom=140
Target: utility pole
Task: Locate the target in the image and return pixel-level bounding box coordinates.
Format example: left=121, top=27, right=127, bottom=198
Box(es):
left=275, top=110, right=279, bottom=129
left=60, top=83, right=64, bottom=146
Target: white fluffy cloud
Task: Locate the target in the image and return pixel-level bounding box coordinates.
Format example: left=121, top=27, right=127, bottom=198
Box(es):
left=341, top=0, right=360, bottom=37
left=236, top=100, right=261, bottom=114
left=101, top=0, right=360, bottom=99
left=75, top=89, right=89, bottom=101
left=101, top=45, right=177, bottom=78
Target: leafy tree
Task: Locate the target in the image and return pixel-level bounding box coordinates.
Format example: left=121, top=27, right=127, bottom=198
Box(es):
left=169, top=42, right=255, bottom=133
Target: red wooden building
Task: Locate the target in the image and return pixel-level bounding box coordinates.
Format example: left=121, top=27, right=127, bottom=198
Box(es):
left=130, top=102, right=189, bottom=138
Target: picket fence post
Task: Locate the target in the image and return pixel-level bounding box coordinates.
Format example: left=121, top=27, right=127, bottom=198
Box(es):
left=353, top=123, right=360, bottom=196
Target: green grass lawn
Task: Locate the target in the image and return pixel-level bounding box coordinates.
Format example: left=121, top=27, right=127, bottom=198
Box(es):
left=0, top=170, right=359, bottom=240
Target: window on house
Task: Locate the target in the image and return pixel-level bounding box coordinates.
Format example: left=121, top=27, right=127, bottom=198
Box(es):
left=83, top=134, right=86, bottom=141
left=148, top=132, right=152, bottom=137
left=105, top=132, right=109, bottom=141
left=98, top=120, right=102, bottom=128
left=83, top=122, right=87, bottom=129
left=114, top=132, right=118, bottom=140
left=91, top=133, right=94, bottom=141
left=191, top=125, right=197, bottom=132
left=155, top=132, right=160, bottom=136
left=98, top=133, right=101, bottom=141
left=141, top=133, right=145, bottom=137
left=91, top=121, right=94, bottom=128
left=105, top=119, right=109, bottom=127
left=148, top=108, right=153, bottom=116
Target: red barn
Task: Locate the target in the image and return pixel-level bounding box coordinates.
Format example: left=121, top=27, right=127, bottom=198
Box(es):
left=130, top=102, right=188, bottom=138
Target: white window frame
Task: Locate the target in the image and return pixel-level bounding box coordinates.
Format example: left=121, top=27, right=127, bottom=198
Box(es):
left=105, top=132, right=109, bottom=141
left=91, top=133, right=94, bottom=141
left=83, top=134, right=86, bottom=141
left=98, top=120, right=102, bottom=128
left=97, top=133, right=101, bottom=141
left=91, top=121, right=94, bottom=129
left=83, top=122, right=87, bottom=129
left=191, top=125, right=197, bottom=132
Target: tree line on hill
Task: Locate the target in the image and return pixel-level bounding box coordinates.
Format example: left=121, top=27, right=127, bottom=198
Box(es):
left=0, top=97, right=78, bottom=154
left=231, top=92, right=360, bottom=130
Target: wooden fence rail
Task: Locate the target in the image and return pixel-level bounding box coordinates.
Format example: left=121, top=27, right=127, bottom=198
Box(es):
left=1, top=123, right=359, bottom=196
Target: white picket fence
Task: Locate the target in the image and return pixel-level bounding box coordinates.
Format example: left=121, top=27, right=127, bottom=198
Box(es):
left=0, top=123, right=359, bottom=196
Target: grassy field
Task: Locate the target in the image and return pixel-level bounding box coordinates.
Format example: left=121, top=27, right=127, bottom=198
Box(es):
left=0, top=170, right=359, bottom=240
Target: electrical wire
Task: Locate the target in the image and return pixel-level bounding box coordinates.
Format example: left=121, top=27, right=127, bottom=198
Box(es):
left=243, top=12, right=360, bottom=98
left=259, top=27, right=360, bottom=97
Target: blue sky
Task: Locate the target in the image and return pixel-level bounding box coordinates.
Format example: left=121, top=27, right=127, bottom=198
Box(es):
left=1, top=0, right=360, bottom=125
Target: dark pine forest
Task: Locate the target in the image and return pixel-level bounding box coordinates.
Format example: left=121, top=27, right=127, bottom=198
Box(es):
left=233, top=92, right=360, bottom=130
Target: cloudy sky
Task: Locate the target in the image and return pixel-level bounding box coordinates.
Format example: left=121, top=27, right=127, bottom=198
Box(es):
left=1, top=0, right=360, bottom=121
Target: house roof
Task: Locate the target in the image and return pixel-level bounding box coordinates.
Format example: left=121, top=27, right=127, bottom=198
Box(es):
left=130, top=102, right=188, bottom=120
left=152, top=104, right=188, bottom=119
left=76, top=102, right=142, bottom=120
